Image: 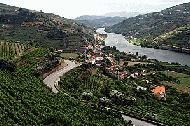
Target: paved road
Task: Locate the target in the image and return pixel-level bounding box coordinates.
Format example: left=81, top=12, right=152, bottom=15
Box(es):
left=43, top=60, right=158, bottom=126
left=122, top=115, right=157, bottom=126
left=43, top=60, right=80, bottom=93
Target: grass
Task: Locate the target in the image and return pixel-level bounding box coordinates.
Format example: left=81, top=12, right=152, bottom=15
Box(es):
left=128, top=38, right=142, bottom=46
left=162, top=71, right=190, bottom=93
left=127, top=61, right=149, bottom=66
left=60, top=53, right=79, bottom=59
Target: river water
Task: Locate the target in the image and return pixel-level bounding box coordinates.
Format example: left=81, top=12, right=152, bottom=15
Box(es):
left=97, top=28, right=190, bottom=66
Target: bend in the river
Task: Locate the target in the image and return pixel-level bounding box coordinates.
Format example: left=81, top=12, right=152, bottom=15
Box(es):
left=97, top=28, right=190, bottom=66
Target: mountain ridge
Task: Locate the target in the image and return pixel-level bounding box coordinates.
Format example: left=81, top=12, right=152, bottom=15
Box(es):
left=75, top=12, right=140, bottom=28
left=106, top=2, right=190, bottom=52
left=0, top=3, right=95, bottom=50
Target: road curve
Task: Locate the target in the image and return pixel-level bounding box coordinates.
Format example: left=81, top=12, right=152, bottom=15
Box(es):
left=122, top=115, right=157, bottom=126
left=43, top=59, right=159, bottom=126
left=43, top=60, right=80, bottom=93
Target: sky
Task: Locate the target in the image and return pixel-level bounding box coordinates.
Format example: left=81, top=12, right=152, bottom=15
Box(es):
left=1, top=0, right=190, bottom=19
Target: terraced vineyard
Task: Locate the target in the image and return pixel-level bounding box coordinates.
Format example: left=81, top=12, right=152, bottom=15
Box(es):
left=0, top=41, right=28, bottom=59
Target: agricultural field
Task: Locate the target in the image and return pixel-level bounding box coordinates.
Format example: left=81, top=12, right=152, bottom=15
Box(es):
left=59, top=63, right=190, bottom=126
left=162, top=71, right=190, bottom=93
left=0, top=41, right=28, bottom=59
left=60, top=52, right=79, bottom=59
left=0, top=48, right=126, bottom=125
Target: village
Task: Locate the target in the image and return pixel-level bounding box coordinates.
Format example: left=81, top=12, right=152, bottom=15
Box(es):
left=1, top=1, right=190, bottom=126
left=83, top=32, right=167, bottom=100
left=52, top=29, right=190, bottom=125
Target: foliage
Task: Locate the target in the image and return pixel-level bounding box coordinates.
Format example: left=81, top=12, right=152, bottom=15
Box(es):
left=59, top=48, right=190, bottom=126
left=0, top=59, right=15, bottom=72
left=0, top=3, right=95, bottom=49
left=76, top=16, right=126, bottom=28
left=106, top=2, right=190, bottom=50
left=60, top=53, right=79, bottom=59
left=0, top=47, right=127, bottom=125
left=0, top=41, right=27, bottom=59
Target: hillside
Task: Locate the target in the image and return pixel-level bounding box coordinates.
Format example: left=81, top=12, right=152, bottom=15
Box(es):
left=0, top=3, right=95, bottom=50
left=0, top=46, right=128, bottom=125
left=75, top=12, right=141, bottom=28
left=0, top=40, right=28, bottom=59
left=75, top=15, right=105, bottom=20
left=104, top=11, right=140, bottom=17
left=154, top=24, right=190, bottom=51
left=106, top=2, right=190, bottom=52
left=76, top=16, right=126, bottom=28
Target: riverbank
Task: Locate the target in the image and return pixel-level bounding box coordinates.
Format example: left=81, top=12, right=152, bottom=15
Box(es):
left=58, top=43, right=190, bottom=125
left=127, top=37, right=190, bottom=54
left=101, top=28, right=190, bottom=66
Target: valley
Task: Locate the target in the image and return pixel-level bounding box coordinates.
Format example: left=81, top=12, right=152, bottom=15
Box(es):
left=0, top=1, right=190, bottom=126
left=106, top=2, right=190, bottom=54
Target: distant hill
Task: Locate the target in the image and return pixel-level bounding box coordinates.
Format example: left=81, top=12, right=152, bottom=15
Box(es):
left=0, top=3, right=95, bottom=50
left=104, top=11, right=140, bottom=18
left=75, top=15, right=105, bottom=20
left=106, top=2, right=190, bottom=51
left=76, top=16, right=126, bottom=28
left=75, top=12, right=140, bottom=28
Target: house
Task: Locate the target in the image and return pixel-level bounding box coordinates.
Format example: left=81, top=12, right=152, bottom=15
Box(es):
left=91, top=59, right=96, bottom=65
left=130, top=72, right=140, bottom=78
left=119, top=71, right=129, bottom=79
left=99, top=97, right=111, bottom=105
left=152, top=86, right=166, bottom=100
left=81, top=92, right=93, bottom=101
left=106, top=66, right=115, bottom=72
left=137, top=86, right=147, bottom=91
left=142, top=70, right=147, bottom=76
left=2, top=24, right=13, bottom=29
left=110, top=90, right=124, bottom=98
left=57, top=49, right=63, bottom=53
left=87, top=54, right=92, bottom=58
left=86, top=45, right=94, bottom=50
left=95, top=57, right=104, bottom=66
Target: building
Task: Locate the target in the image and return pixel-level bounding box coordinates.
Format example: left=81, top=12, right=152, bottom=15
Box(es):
left=119, top=71, right=129, bottom=79
left=137, top=86, right=147, bottom=91
left=152, top=86, right=166, bottom=100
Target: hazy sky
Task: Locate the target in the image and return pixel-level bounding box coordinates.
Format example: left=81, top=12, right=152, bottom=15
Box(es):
left=1, top=0, right=190, bottom=18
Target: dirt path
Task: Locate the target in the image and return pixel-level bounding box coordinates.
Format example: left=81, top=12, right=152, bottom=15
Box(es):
left=43, top=60, right=80, bottom=93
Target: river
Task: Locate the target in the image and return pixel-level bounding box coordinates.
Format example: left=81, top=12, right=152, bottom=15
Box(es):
left=97, top=28, right=190, bottom=66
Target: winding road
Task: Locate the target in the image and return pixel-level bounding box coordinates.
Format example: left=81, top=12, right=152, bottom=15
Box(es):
left=43, top=60, right=162, bottom=126
left=122, top=115, right=157, bottom=126
left=43, top=60, right=80, bottom=93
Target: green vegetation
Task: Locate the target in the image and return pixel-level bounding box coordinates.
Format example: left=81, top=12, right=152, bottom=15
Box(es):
left=59, top=47, right=190, bottom=126
left=106, top=2, right=190, bottom=52
left=1, top=2, right=190, bottom=126
left=60, top=53, right=79, bottom=59
left=0, top=41, right=28, bottom=59
left=0, top=3, right=95, bottom=49
left=162, top=71, right=190, bottom=92
left=76, top=16, right=126, bottom=28
left=128, top=38, right=141, bottom=46
left=155, top=24, right=190, bottom=46
left=0, top=48, right=127, bottom=125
